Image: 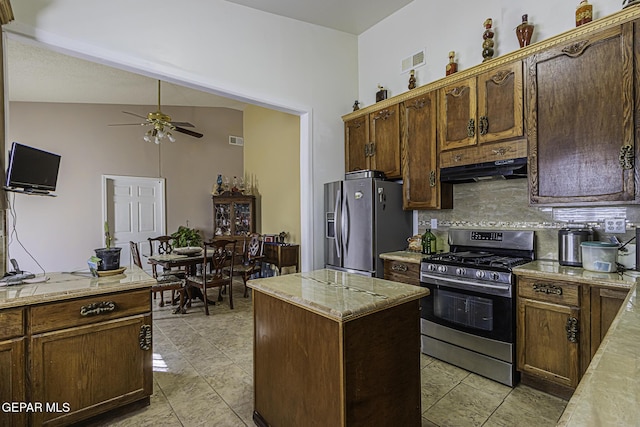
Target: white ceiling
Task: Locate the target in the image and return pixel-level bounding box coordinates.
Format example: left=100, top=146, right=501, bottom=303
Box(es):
left=225, top=0, right=412, bottom=35
left=5, top=1, right=413, bottom=108
left=6, top=38, right=249, bottom=110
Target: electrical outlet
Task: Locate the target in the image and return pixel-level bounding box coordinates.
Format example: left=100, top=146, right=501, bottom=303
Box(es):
left=604, top=218, right=626, bottom=234
left=430, top=218, right=438, bottom=229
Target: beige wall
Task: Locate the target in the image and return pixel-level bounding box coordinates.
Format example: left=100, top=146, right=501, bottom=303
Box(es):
left=7, top=101, right=243, bottom=273
left=243, top=105, right=300, bottom=244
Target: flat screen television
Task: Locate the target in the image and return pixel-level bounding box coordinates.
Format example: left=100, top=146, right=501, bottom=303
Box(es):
left=5, top=142, right=61, bottom=195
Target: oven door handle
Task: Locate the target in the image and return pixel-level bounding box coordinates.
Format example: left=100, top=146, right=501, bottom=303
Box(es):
left=420, top=273, right=511, bottom=295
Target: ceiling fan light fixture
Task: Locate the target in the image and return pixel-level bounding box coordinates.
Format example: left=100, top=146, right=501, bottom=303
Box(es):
left=167, top=132, right=176, bottom=143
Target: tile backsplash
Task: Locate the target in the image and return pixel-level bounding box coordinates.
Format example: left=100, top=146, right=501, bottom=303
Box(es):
left=417, top=179, right=638, bottom=261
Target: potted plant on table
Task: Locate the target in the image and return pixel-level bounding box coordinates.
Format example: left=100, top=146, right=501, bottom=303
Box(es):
left=94, top=221, right=121, bottom=271
left=171, top=225, right=203, bottom=254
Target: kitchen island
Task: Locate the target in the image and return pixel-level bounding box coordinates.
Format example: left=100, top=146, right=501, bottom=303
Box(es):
left=247, top=269, right=429, bottom=427
left=0, top=266, right=155, bottom=426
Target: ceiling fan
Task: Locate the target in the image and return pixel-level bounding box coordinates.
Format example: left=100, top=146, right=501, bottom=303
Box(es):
left=109, top=80, right=204, bottom=143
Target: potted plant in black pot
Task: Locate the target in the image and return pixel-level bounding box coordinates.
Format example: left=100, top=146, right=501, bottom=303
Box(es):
left=94, top=221, right=121, bottom=271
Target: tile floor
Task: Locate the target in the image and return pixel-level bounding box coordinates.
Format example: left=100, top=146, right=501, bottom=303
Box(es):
left=99, top=281, right=568, bottom=427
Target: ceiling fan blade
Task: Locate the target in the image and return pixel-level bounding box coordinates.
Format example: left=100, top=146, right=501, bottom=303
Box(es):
left=169, top=121, right=195, bottom=127
left=108, top=123, right=148, bottom=127
left=122, top=111, right=149, bottom=120
left=174, top=126, right=204, bottom=138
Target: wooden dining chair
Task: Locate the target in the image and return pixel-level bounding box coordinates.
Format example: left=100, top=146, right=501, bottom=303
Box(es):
left=148, top=235, right=186, bottom=277
left=130, top=241, right=184, bottom=308
left=225, top=233, right=264, bottom=298
left=185, top=239, right=236, bottom=315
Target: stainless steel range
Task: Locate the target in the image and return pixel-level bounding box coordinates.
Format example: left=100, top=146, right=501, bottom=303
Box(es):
left=419, top=229, right=535, bottom=386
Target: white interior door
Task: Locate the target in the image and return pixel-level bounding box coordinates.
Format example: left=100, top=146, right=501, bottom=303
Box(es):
left=102, top=175, right=166, bottom=270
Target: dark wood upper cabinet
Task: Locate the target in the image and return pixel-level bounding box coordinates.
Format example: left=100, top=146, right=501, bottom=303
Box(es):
left=438, top=61, right=524, bottom=153
left=345, top=104, right=401, bottom=179
left=369, top=105, right=401, bottom=179
left=477, top=61, right=524, bottom=143
left=344, top=115, right=369, bottom=174
left=401, top=91, right=452, bottom=210
left=527, top=21, right=639, bottom=205
left=438, top=77, right=477, bottom=151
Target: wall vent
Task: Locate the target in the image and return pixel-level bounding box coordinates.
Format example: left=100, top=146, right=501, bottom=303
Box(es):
left=229, top=135, right=244, bottom=146
left=401, top=49, right=426, bottom=74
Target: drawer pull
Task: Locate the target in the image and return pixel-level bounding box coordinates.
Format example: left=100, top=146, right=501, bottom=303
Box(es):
left=566, top=317, right=579, bottom=343
left=80, top=301, right=117, bottom=317
left=139, top=324, right=152, bottom=351
left=391, top=264, right=408, bottom=272
left=532, top=284, right=563, bottom=295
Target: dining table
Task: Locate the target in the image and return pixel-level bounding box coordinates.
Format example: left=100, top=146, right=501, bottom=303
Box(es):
left=146, top=251, right=208, bottom=275
left=146, top=251, right=213, bottom=313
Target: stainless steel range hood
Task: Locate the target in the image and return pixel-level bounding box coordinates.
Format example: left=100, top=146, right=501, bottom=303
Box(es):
left=440, top=157, right=527, bottom=183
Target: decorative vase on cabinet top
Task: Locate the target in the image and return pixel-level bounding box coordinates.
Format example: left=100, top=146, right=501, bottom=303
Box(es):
left=482, top=18, right=495, bottom=62
left=516, top=14, right=534, bottom=48
left=576, top=0, right=593, bottom=26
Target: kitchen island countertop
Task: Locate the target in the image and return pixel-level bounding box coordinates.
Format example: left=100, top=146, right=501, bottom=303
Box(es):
left=0, top=265, right=154, bottom=309
left=247, top=268, right=429, bottom=322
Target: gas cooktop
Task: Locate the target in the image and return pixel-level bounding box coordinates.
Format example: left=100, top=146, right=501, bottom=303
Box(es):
left=427, top=251, right=531, bottom=269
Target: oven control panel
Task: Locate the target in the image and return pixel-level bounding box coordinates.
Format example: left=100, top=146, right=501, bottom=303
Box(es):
left=470, top=231, right=503, bottom=241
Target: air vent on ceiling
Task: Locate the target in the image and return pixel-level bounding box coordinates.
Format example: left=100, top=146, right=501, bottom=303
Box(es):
left=401, top=49, right=426, bottom=74
left=229, top=135, right=244, bottom=146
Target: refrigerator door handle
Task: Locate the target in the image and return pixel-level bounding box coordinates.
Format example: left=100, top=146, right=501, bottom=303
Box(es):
left=334, top=188, right=342, bottom=259
left=342, top=194, right=350, bottom=253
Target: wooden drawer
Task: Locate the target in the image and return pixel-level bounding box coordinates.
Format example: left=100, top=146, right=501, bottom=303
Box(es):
left=440, top=139, right=527, bottom=168
left=0, top=308, right=24, bottom=340
left=30, top=289, right=151, bottom=334
left=518, top=277, right=580, bottom=306
left=384, top=260, right=420, bottom=286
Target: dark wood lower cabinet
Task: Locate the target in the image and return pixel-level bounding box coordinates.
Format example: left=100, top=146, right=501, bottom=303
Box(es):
left=0, top=337, right=26, bottom=427
left=516, top=272, right=631, bottom=400
left=590, top=286, right=627, bottom=358
left=383, top=259, right=420, bottom=286
left=0, top=287, right=152, bottom=427
left=252, top=291, right=421, bottom=426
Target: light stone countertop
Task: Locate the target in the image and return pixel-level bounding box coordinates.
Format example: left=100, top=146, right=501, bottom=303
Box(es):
left=247, top=268, right=429, bottom=322
left=513, top=260, right=639, bottom=426
left=379, top=250, right=424, bottom=264
left=0, top=265, right=155, bottom=309
left=514, top=260, right=636, bottom=290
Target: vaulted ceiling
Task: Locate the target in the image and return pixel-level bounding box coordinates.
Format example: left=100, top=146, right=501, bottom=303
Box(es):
left=5, top=0, right=413, bottom=108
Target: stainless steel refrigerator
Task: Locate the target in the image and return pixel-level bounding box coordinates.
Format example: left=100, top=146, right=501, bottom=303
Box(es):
left=324, top=171, right=412, bottom=277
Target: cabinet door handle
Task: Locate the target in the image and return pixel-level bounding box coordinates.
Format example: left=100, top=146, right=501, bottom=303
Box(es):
left=467, top=118, right=475, bottom=138
left=392, top=263, right=408, bottom=272
left=80, top=301, right=117, bottom=316
left=532, top=283, right=563, bottom=295
left=479, top=116, right=489, bottom=136
left=429, top=170, right=436, bottom=187
left=566, top=317, right=579, bottom=343
left=619, top=145, right=634, bottom=170
left=370, top=142, right=376, bottom=156
left=139, top=324, right=152, bottom=351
